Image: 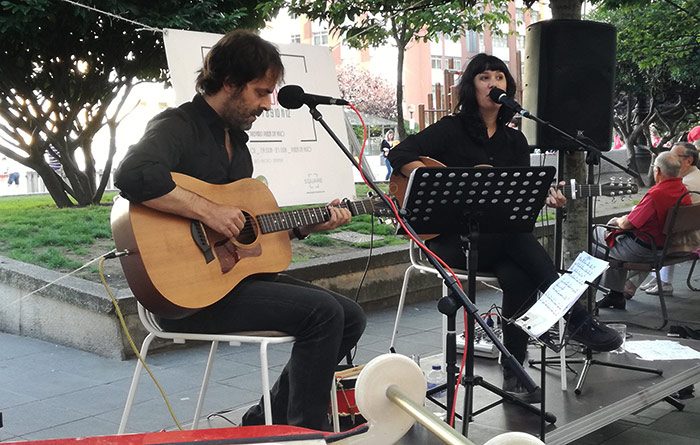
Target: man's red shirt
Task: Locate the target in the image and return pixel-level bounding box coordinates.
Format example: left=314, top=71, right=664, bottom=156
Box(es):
left=627, top=177, right=691, bottom=246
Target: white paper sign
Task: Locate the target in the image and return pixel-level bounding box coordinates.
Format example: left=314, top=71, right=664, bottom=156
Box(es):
left=515, top=251, right=609, bottom=338
left=162, top=29, right=355, bottom=206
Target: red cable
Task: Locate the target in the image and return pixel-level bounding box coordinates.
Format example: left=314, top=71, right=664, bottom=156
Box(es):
left=347, top=104, right=467, bottom=426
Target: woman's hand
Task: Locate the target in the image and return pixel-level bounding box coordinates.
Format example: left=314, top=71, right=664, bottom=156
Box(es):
left=545, top=181, right=567, bottom=208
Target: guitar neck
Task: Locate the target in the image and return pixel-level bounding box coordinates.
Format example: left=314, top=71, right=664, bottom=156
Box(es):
left=560, top=184, right=602, bottom=199
left=256, top=199, right=376, bottom=234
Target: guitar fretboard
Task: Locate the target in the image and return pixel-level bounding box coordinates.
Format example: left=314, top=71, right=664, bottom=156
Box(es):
left=255, top=198, right=379, bottom=234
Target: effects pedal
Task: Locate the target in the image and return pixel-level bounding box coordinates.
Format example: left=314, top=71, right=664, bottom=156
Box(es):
left=456, top=324, right=502, bottom=359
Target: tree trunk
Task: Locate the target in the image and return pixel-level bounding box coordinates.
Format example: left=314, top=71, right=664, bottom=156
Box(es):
left=27, top=158, right=75, bottom=208
left=549, top=0, right=586, bottom=267
left=396, top=42, right=407, bottom=140
left=550, top=0, right=583, bottom=19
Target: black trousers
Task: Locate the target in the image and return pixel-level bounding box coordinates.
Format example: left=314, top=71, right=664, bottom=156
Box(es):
left=160, top=273, right=367, bottom=430
left=427, top=232, right=559, bottom=364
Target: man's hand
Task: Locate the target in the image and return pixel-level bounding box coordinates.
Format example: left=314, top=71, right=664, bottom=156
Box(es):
left=200, top=202, right=246, bottom=239
left=545, top=181, right=567, bottom=208
left=303, top=199, right=352, bottom=236
left=607, top=214, right=632, bottom=230
left=142, top=185, right=246, bottom=239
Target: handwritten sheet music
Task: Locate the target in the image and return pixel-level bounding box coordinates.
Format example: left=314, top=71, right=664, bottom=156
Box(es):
left=515, top=252, right=609, bottom=338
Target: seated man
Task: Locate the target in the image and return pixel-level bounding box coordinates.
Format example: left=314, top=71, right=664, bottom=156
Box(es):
left=640, top=142, right=700, bottom=295
left=114, top=30, right=366, bottom=430
left=596, top=151, right=692, bottom=309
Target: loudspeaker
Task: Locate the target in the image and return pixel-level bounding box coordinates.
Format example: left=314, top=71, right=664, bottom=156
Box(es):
left=522, top=20, right=616, bottom=151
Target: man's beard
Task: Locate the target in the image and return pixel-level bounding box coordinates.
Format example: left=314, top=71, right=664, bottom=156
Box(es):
left=223, top=90, right=257, bottom=131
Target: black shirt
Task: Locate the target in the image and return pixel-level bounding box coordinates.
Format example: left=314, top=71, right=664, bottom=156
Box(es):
left=114, top=94, right=253, bottom=203
left=387, top=113, right=530, bottom=171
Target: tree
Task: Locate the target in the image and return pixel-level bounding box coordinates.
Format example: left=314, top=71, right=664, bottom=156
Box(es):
left=591, top=0, right=700, bottom=185
left=337, top=65, right=397, bottom=119
left=285, top=0, right=511, bottom=140
left=0, top=0, right=279, bottom=207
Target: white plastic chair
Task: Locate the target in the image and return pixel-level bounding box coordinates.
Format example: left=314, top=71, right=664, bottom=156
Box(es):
left=118, top=303, right=295, bottom=433
left=390, top=240, right=568, bottom=390
left=389, top=239, right=499, bottom=358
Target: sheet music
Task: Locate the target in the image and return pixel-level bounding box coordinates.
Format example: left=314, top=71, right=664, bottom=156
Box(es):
left=624, top=340, right=700, bottom=361
left=515, top=252, right=609, bottom=338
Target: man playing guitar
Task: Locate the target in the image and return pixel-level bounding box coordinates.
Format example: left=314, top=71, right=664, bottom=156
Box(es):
left=114, top=30, right=366, bottom=431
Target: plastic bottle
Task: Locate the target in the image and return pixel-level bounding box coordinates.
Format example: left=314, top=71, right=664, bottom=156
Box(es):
left=426, top=364, right=447, bottom=405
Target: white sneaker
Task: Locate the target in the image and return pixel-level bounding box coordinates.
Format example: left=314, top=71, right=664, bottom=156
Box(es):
left=645, top=282, right=673, bottom=295
left=639, top=278, right=656, bottom=291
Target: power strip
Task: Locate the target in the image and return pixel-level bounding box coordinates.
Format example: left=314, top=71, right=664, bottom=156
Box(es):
left=455, top=326, right=502, bottom=359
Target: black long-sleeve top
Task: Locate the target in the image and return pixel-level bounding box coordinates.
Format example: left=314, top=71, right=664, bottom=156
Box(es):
left=387, top=113, right=530, bottom=171
left=114, top=94, right=253, bottom=203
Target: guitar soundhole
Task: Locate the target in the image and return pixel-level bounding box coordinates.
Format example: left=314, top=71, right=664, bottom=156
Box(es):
left=236, top=212, right=258, bottom=245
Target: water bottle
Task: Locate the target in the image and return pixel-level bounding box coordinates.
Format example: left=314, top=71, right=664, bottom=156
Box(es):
left=426, top=364, right=447, bottom=405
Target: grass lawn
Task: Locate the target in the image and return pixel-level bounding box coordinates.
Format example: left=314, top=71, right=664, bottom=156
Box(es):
left=0, top=185, right=406, bottom=279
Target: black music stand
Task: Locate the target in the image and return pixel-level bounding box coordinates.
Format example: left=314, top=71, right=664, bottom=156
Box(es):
left=401, top=165, right=558, bottom=437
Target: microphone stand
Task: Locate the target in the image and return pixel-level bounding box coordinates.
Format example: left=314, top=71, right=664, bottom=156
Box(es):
left=302, top=103, right=548, bottom=435
left=516, top=108, right=663, bottom=394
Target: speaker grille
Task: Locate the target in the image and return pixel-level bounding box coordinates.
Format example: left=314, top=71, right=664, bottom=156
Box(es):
left=523, top=20, right=616, bottom=151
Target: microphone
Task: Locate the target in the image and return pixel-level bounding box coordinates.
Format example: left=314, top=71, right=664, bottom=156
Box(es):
left=488, top=88, right=530, bottom=117
left=277, top=85, right=349, bottom=109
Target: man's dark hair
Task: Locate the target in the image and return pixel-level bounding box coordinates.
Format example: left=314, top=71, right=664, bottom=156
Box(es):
left=196, top=30, right=284, bottom=95
left=455, top=53, right=517, bottom=126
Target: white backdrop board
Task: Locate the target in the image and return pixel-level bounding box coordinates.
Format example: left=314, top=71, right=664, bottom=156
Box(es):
left=162, top=29, right=355, bottom=206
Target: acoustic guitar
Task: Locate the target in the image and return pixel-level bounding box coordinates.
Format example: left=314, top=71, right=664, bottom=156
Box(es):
left=388, top=156, right=638, bottom=240
left=111, top=173, right=394, bottom=318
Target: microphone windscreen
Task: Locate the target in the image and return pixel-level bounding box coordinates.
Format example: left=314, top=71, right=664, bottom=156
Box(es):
left=488, top=87, right=507, bottom=103
left=278, top=85, right=305, bottom=109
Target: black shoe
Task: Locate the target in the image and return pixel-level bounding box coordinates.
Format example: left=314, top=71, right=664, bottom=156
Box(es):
left=568, top=316, right=623, bottom=352
left=241, top=403, right=264, bottom=426
left=596, top=291, right=626, bottom=310
left=502, top=367, right=542, bottom=404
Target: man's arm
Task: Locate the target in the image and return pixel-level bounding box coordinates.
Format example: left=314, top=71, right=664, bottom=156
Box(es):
left=608, top=214, right=634, bottom=230
left=142, top=186, right=246, bottom=239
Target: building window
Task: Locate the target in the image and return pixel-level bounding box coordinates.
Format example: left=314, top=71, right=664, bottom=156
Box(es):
left=312, top=30, right=328, bottom=46
left=517, top=35, right=525, bottom=50
left=431, top=56, right=442, bottom=70
left=290, top=34, right=301, bottom=44
left=478, top=34, right=485, bottom=52
left=516, top=9, right=524, bottom=25
left=450, top=57, right=461, bottom=71
left=493, top=34, right=508, bottom=49
left=467, top=30, right=479, bottom=53
left=531, top=10, right=540, bottom=23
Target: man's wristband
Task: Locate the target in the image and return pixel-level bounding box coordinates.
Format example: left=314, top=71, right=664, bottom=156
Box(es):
left=293, top=227, right=309, bottom=240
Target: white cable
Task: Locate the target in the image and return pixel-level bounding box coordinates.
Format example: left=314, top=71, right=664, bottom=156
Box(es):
left=0, top=250, right=114, bottom=312
left=59, top=0, right=162, bottom=33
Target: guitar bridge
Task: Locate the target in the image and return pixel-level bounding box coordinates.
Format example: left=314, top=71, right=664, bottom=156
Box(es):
left=190, top=220, right=215, bottom=263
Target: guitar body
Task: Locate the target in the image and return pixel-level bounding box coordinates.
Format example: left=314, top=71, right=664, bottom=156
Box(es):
left=388, top=157, right=444, bottom=240
left=111, top=173, right=292, bottom=318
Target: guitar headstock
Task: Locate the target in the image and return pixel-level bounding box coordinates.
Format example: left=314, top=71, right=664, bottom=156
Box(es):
left=345, top=194, right=398, bottom=220
left=366, top=193, right=398, bottom=219
left=602, top=178, right=638, bottom=197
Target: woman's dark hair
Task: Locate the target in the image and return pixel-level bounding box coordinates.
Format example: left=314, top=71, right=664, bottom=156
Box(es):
left=455, top=53, right=517, bottom=126
left=196, top=30, right=285, bottom=95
